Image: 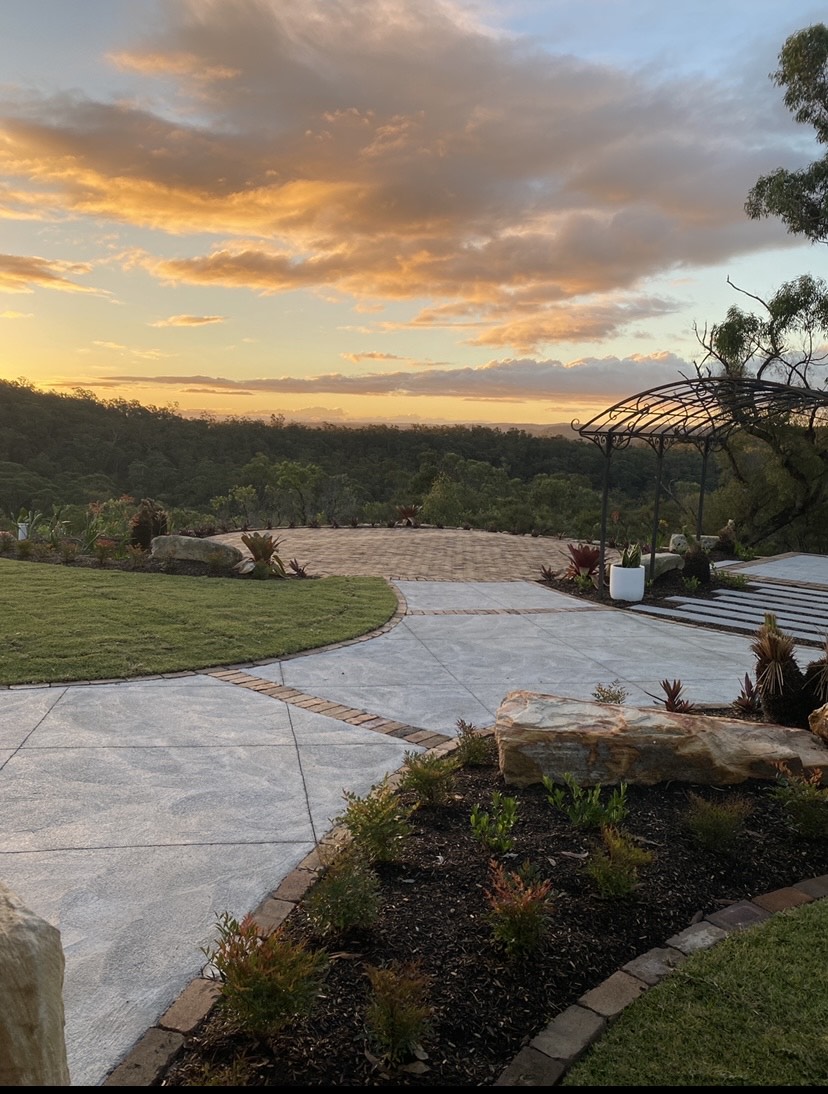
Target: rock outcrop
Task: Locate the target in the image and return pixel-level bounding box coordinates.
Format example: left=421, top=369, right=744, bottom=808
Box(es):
left=496, top=691, right=828, bottom=788
left=0, top=884, right=70, bottom=1085
left=643, top=551, right=683, bottom=580
left=150, top=534, right=244, bottom=568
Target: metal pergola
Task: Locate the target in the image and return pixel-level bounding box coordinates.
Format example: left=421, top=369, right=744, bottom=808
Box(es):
left=572, top=376, right=828, bottom=594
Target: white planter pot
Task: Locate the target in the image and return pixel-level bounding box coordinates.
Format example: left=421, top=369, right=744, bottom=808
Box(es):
left=17, top=522, right=29, bottom=541
left=609, top=564, right=645, bottom=602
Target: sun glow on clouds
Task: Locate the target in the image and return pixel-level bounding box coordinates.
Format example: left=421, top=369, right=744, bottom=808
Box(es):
left=0, top=0, right=813, bottom=421
left=149, top=314, right=226, bottom=327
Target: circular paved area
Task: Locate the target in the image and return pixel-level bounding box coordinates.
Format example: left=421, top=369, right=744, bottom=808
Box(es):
left=213, top=526, right=588, bottom=580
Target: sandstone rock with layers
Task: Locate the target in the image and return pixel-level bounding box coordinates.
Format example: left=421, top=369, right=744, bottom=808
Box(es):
left=150, top=534, right=243, bottom=568
left=495, top=691, right=828, bottom=788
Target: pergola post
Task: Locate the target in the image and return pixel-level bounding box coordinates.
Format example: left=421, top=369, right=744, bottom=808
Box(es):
left=597, top=436, right=614, bottom=596
left=649, top=435, right=666, bottom=581
left=696, top=437, right=712, bottom=539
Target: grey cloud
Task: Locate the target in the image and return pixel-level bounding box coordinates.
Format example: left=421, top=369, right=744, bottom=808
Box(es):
left=106, top=352, right=693, bottom=400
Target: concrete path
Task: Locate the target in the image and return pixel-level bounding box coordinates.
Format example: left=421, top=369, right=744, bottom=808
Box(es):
left=0, top=534, right=821, bottom=1086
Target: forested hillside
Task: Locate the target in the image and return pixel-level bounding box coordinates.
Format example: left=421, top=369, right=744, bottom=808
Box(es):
left=0, top=379, right=720, bottom=544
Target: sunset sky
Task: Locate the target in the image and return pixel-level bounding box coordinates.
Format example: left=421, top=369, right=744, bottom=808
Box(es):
left=1, top=0, right=825, bottom=428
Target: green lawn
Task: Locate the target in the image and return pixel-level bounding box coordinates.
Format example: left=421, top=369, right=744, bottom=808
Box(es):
left=563, top=898, right=828, bottom=1086
left=0, top=559, right=398, bottom=685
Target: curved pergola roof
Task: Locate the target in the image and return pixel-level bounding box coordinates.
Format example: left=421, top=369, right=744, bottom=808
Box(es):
left=572, top=376, right=828, bottom=450
left=571, top=375, right=828, bottom=595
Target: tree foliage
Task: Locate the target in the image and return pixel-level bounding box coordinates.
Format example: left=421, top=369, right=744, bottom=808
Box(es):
left=745, top=23, right=828, bottom=243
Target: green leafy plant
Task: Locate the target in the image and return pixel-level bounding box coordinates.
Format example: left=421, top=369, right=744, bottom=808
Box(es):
left=543, top=772, right=628, bottom=829
left=484, top=858, right=554, bottom=956
left=15, top=538, right=32, bottom=559
left=364, top=961, right=432, bottom=1066
left=683, top=790, right=753, bottom=851
left=713, top=569, right=748, bottom=590
left=772, top=762, right=828, bottom=839
left=336, top=777, right=414, bottom=863
left=682, top=575, right=701, bottom=593
left=619, top=542, right=642, bottom=567
left=201, top=912, right=328, bottom=1036
left=302, top=850, right=381, bottom=939
left=453, top=718, right=496, bottom=766
left=469, top=791, right=518, bottom=852
left=592, top=679, right=629, bottom=704
left=399, top=750, right=459, bottom=807
left=585, top=826, right=654, bottom=898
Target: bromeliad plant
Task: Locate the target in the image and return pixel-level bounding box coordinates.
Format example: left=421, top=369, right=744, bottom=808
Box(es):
left=236, top=532, right=288, bottom=578
left=563, top=542, right=600, bottom=584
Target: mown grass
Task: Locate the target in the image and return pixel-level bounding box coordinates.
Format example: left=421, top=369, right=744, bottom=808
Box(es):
left=0, top=559, right=398, bottom=685
left=563, top=898, right=828, bottom=1086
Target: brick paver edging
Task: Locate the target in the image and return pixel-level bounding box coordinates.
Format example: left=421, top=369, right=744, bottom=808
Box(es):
left=102, top=730, right=828, bottom=1086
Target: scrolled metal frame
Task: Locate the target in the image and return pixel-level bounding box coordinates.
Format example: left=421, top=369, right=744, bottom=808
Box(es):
left=571, top=376, right=828, bottom=593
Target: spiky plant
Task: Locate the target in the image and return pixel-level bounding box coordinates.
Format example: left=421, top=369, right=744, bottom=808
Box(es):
left=564, top=542, right=600, bottom=581
left=802, top=636, right=828, bottom=714
left=732, top=673, right=762, bottom=718
left=646, top=678, right=696, bottom=713
left=750, top=613, right=809, bottom=728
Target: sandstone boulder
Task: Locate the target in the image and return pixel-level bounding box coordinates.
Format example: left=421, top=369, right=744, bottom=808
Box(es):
left=0, top=884, right=70, bottom=1085
left=809, top=702, right=828, bottom=744
left=669, top=533, right=719, bottom=553
left=643, top=551, right=683, bottom=580
left=495, top=690, right=828, bottom=788
left=150, top=534, right=243, bottom=568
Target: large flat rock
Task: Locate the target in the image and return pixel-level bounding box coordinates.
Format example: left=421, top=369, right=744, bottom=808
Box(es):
left=495, top=691, right=828, bottom=787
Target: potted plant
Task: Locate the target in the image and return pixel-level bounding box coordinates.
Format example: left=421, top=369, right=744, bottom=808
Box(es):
left=609, top=542, right=645, bottom=602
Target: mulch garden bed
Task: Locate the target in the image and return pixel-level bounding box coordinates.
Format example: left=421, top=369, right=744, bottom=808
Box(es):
left=156, top=746, right=828, bottom=1087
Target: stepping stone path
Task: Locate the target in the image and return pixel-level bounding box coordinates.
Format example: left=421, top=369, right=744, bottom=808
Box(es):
left=630, top=576, right=828, bottom=645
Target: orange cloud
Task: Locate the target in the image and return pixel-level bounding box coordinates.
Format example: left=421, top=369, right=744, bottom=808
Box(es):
left=149, top=314, right=226, bottom=327
left=0, top=0, right=796, bottom=351
left=0, top=254, right=99, bottom=294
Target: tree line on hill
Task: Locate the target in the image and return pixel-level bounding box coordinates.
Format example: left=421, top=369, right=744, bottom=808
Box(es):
left=1, top=376, right=825, bottom=555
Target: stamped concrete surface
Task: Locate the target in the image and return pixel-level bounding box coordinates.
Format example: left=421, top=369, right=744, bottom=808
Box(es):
left=0, top=531, right=821, bottom=1086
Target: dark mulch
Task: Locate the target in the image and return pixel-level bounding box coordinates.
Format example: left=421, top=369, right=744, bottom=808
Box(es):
left=157, top=749, right=828, bottom=1087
